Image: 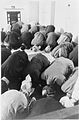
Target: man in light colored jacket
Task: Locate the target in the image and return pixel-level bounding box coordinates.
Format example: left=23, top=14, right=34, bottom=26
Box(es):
left=41, top=57, right=74, bottom=86
left=1, top=90, right=28, bottom=120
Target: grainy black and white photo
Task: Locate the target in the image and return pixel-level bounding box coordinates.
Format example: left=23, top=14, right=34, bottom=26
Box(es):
left=0, top=0, right=79, bottom=119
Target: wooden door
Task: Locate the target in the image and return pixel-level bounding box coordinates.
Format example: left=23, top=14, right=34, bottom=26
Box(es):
left=7, top=11, right=21, bottom=25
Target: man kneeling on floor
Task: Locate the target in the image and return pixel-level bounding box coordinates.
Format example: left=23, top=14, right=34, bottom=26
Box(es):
left=59, top=67, right=79, bottom=107
left=1, top=74, right=36, bottom=120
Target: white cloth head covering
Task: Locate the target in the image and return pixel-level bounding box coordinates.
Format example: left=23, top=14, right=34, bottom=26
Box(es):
left=21, top=74, right=32, bottom=94
left=1, top=90, right=28, bottom=120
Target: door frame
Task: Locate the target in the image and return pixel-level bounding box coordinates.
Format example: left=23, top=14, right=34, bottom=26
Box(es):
left=5, top=6, right=23, bottom=25
left=7, top=11, right=21, bottom=25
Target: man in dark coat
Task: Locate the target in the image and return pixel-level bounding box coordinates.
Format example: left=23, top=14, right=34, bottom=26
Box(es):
left=45, top=25, right=55, bottom=34
left=23, top=53, right=50, bottom=88
left=1, top=50, right=29, bottom=90
left=69, top=45, right=78, bottom=67
left=7, top=30, right=22, bottom=50
left=21, top=31, right=33, bottom=49
left=1, top=77, right=9, bottom=94
left=45, top=32, right=60, bottom=52
left=1, top=28, right=6, bottom=43
left=1, top=45, right=11, bottom=64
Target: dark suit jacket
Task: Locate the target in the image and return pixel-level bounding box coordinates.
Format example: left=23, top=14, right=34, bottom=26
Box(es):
left=1, top=50, right=29, bottom=90
left=69, top=45, right=78, bottom=67
left=23, top=53, right=50, bottom=88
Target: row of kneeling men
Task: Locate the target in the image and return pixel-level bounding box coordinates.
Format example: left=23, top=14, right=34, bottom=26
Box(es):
left=1, top=22, right=78, bottom=53
left=1, top=48, right=78, bottom=119
left=1, top=22, right=78, bottom=120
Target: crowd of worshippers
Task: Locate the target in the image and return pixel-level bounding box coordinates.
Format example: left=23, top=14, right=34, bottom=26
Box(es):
left=1, top=21, right=78, bottom=120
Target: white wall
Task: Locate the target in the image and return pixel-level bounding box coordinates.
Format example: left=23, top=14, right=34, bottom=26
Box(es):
left=54, top=0, right=79, bottom=36
left=0, top=0, right=39, bottom=29
left=0, top=0, right=55, bottom=28
left=39, top=0, right=55, bottom=26
left=27, top=0, right=39, bottom=24
left=51, top=0, right=55, bottom=25
left=39, top=0, right=51, bottom=25
left=0, top=0, right=79, bottom=36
